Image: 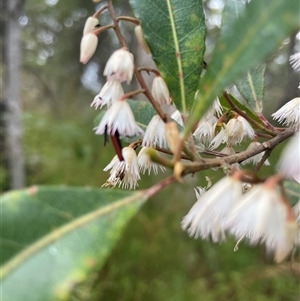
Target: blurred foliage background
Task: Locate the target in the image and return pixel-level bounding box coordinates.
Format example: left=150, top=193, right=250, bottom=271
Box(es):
left=1, top=0, right=299, bottom=300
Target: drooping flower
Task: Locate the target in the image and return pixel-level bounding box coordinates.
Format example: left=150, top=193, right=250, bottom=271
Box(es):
left=226, top=183, right=297, bottom=263
left=151, top=76, right=171, bottom=105
left=138, top=147, right=166, bottom=175
left=80, top=33, right=98, bottom=64
left=226, top=115, right=256, bottom=145
left=103, top=147, right=140, bottom=189
left=271, top=97, right=300, bottom=128
left=104, top=48, right=134, bottom=84
left=289, top=52, right=300, bottom=72
left=209, top=124, right=227, bottom=149
left=83, top=17, right=100, bottom=35
left=142, top=115, right=167, bottom=148
left=213, top=97, right=223, bottom=117
left=181, top=174, right=243, bottom=242
left=193, top=114, right=218, bottom=146
left=242, top=141, right=270, bottom=166
left=277, top=131, right=300, bottom=183
left=134, top=25, right=150, bottom=54
left=171, top=109, right=184, bottom=127
left=94, top=99, right=144, bottom=137
left=91, top=81, right=124, bottom=109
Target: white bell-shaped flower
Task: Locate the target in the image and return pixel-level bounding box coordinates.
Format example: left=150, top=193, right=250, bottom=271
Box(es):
left=193, top=114, right=218, bottom=146
left=104, top=48, right=134, bottom=84
left=142, top=115, right=167, bottom=148
left=271, top=97, right=300, bottom=128
left=277, top=131, right=300, bottom=183
left=226, top=116, right=256, bottom=145
left=226, top=184, right=297, bottom=263
left=91, top=81, right=124, bottom=109
left=103, top=147, right=140, bottom=190
left=138, top=147, right=166, bottom=175
left=181, top=175, right=243, bottom=242
left=94, top=99, right=144, bottom=137
left=151, top=76, right=171, bottom=105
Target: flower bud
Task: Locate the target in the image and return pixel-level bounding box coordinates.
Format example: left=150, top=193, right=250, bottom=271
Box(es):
left=165, top=121, right=179, bottom=154
left=83, top=17, right=99, bottom=35
left=80, top=33, right=98, bottom=64
left=152, top=76, right=171, bottom=105
left=134, top=25, right=150, bottom=54
left=174, top=162, right=184, bottom=183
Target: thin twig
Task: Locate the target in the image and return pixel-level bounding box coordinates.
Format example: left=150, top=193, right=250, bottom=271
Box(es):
left=183, top=127, right=295, bottom=175
left=223, top=92, right=277, bottom=137
left=253, top=148, right=272, bottom=173
left=144, top=176, right=176, bottom=199
left=117, top=16, right=139, bottom=25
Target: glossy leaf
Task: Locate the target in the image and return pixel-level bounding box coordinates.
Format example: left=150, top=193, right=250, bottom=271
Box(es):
left=184, top=0, right=298, bottom=136
left=127, top=99, right=155, bottom=129
left=235, top=64, right=266, bottom=113
left=129, top=0, right=206, bottom=113
left=1, top=186, right=146, bottom=301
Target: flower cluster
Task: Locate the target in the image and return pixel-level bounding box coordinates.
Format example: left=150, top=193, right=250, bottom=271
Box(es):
left=182, top=173, right=298, bottom=262
left=92, top=48, right=144, bottom=138
left=78, top=5, right=300, bottom=266
left=102, top=146, right=165, bottom=189
left=209, top=114, right=256, bottom=149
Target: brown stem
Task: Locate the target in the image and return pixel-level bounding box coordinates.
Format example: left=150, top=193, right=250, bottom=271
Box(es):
left=203, top=148, right=227, bottom=157
left=256, top=112, right=278, bottom=131
left=138, top=67, right=161, bottom=76
left=122, top=89, right=145, bottom=100
left=223, top=92, right=277, bottom=137
left=93, top=5, right=108, bottom=18
left=107, top=0, right=128, bottom=46
left=182, top=127, right=295, bottom=175
left=253, top=148, right=272, bottom=173
left=117, top=16, right=140, bottom=25
left=93, top=24, right=115, bottom=35
left=154, top=146, right=190, bottom=160
left=144, top=176, right=176, bottom=199
left=106, top=0, right=166, bottom=122
left=134, top=67, right=167, bottom=121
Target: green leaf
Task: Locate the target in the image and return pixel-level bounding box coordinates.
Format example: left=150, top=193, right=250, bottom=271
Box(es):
left=127, top=99, right=155, bottom=129
left=283, top=181, right=300, bottom=206
left=235, top=64, right=266, bottom=113
left=129, top=0, right=206, bottom=113
left=220, top=0, right=245, bottom=36
left=184, top=0, right=298, bottom=136
left=1, top=186, right=147, bottom=301
left=221, top=1, right=266, bottom=113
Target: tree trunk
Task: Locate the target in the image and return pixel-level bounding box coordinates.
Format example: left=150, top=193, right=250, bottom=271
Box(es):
left=5, top=0, right=25, bottom=189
